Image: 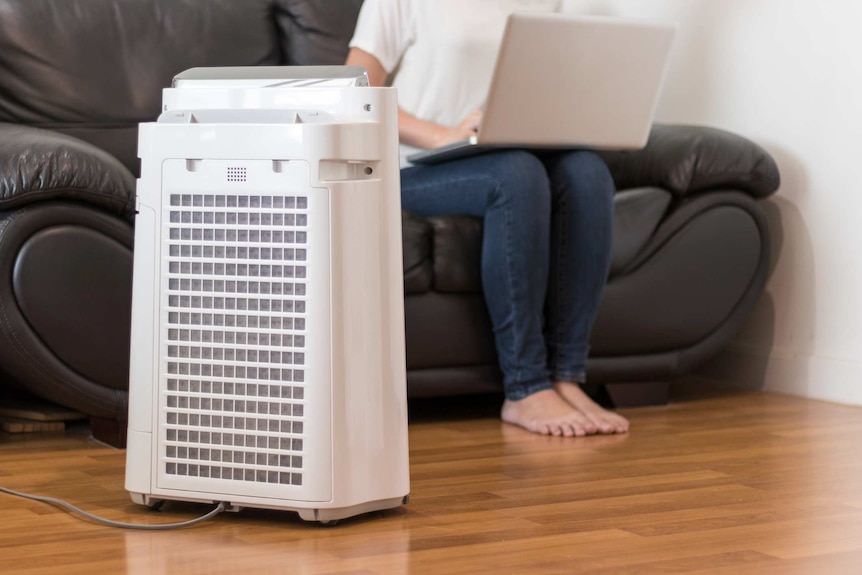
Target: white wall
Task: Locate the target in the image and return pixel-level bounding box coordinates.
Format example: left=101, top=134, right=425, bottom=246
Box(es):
left=563, top=0, right=862, bottom=405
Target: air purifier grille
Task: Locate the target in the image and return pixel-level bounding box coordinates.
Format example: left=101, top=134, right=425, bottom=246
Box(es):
left=161, top=192, right=310, bottom=487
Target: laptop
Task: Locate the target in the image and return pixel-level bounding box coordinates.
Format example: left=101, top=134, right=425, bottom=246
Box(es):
left=407, top=13, right=677, bottom=165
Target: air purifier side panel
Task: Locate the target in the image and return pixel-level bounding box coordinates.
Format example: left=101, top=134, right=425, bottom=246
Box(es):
left=125, top=203, right=157, bottom=496
left=328, top=183, right=410, bottom=506
left=126, top=203, right=158, bottom=436
left=325, top=88, right=410, bottom=507
left=126, top=124, right=165, bottom=496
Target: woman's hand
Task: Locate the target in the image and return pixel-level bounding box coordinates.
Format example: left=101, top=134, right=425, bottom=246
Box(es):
left=430, top=109, right=483, bottom=148
left=400, top=108, right=482, bottom=149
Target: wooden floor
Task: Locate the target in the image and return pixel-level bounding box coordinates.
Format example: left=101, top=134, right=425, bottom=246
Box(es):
left=2, top=382, right=862, bottom=574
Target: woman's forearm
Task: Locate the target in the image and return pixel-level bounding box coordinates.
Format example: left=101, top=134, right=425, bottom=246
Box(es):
left=397, top=110, right=450, bottom=149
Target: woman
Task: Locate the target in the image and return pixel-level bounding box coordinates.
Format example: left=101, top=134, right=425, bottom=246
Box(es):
left=347, top=0, right=629, bottom=437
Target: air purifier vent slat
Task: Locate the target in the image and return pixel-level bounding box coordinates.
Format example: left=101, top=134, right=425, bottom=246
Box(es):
left=160, top=191, right=310, bottom=487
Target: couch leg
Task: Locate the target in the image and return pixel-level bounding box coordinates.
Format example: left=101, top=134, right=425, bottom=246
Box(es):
left=89, top=416, right=126, bottom=449
left=604, top=382, right=669, bottom=408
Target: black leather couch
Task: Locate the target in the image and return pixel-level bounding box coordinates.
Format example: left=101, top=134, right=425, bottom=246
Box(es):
left=0, top=0, right=780, bottom=444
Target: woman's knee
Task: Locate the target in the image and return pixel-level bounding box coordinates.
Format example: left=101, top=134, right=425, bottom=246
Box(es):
left=482, top=150, right=551, bottom=207
left=551, top=151, right=615, bottom=199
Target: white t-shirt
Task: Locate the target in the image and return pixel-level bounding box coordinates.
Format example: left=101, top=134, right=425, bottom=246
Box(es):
left=349, top=0, right=560, bottom=165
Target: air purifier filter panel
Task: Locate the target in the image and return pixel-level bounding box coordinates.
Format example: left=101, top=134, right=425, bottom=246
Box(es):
left=155, top=159, right=332, bottom=503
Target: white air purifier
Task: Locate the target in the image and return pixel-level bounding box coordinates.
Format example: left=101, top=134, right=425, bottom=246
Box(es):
left=124, top=67, right=409, bottom=523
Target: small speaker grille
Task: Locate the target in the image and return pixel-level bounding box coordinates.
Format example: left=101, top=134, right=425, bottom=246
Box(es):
left=226, top=167, right=247, bottom=182
left=162, top=192, right=309, bottom=486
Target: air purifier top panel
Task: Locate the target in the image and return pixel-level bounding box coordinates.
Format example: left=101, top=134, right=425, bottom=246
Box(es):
left=171, top=66, right=369, bottom=89
left=161, top=67, right=378, bottom=121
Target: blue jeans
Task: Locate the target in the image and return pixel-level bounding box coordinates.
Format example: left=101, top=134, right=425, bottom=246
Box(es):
left=401, top=150, right=615, bottom=401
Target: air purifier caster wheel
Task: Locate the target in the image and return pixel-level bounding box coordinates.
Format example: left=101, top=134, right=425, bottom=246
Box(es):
left=146, top=499, right=166, bottom=511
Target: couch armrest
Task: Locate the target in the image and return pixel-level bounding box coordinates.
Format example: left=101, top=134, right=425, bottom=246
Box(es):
left=599, top=124, right=781, bottom=199
left=0, top=123, right=135, bottom=217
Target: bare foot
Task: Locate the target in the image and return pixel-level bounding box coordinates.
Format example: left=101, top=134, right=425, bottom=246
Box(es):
left=554, top=382, right=630, bottom=434
left=501, top=389, right=599, bottom=437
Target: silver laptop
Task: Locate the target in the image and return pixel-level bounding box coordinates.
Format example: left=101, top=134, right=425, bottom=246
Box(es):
left=407, top=13, right=677, bottom=165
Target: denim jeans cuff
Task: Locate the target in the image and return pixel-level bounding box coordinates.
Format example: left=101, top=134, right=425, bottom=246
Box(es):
left=552, top=371, right=587, bottom=384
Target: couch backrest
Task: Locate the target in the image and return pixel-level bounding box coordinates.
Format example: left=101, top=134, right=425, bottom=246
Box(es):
left=0, top=0, right=363, bottom=175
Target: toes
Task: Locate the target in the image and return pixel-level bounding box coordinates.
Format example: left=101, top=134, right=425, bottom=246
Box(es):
left=580, top=414, right=602, bottom=435
left=529, top=421, right=553, bottom=435
left=607, top=414, right=630, bottom=433
left=599, top=421, right=617, bottom=434
left=582, top=411, right=629, bottom=434
left=562, top=422, right=583, bottom=437
left=570, top=416, right=595, bottom=437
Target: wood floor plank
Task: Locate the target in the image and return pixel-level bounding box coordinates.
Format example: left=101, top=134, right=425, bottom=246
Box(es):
left=2, top=384, right=862, bottom=573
